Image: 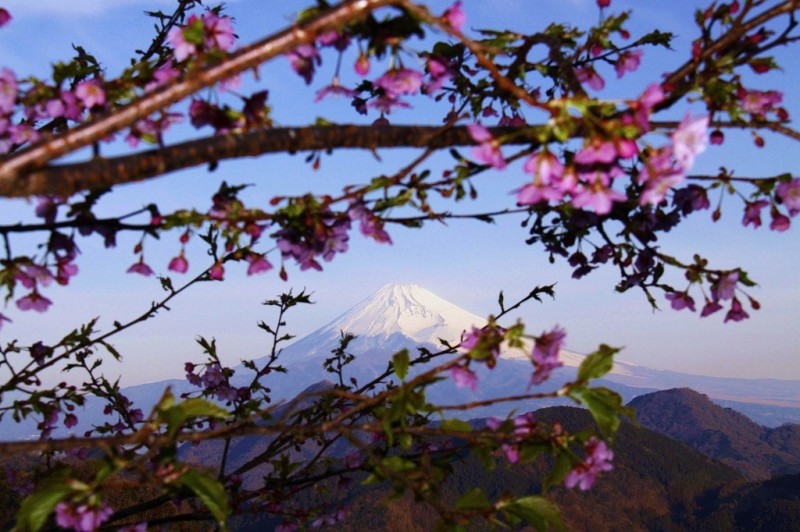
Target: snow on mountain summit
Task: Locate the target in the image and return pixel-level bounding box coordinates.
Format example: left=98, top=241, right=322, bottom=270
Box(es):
left=273, top=283, right=592, bottom=370
left=328, top=283, right=485, bottom=344
left=281, top=283, right=487, bottom=361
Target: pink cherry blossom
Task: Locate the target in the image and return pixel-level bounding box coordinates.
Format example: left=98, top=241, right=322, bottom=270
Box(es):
left=286, top=44, right=320, bottom=85
left=0, top=9, right=11, bottom=27
left=46, top=90, right=82, bottom=121
left=576, top=67, right=605, bottom=91
left=127, top=259, right=154, bottom=276
left=75, top=79, right=106, bottom=109
left=666, top=291, right=696, bottom=312
left=574, top=140, right=618, bottom=165
left=16, top=291, right=52, bottom=313
left=615, top=49, right=643, bottom=78
left=0, top=313, right=11, bottom=331
left=202, top=12, right=236, bottom=51
left=742, top=200, right=769, bottom=228
left=442, top=1, right=466, bottom=31
left=0, top=67, right=17, bottom=114
left=530, top=326, right=565, bottom=385
left=630, top=83, right=665, bottom=131
left=55, top=502, right=113, bottom=532
left=146, top=63, right=180, bottom=91
left=374, top=68, right=423, bottom=97
left=450, top=365, right=478, bottom=391
left=167, top=15, right=200, bottom=61
left=571, top=171, right=626, bottom=215
left=564, top=437, right=614, bottom=491
left=671, top=112, right=708, bottom=169
left=354, top=52, right=370, bottom=76
left=168, top=254, right=189, bottom=274
left=246, top=254, right=272, bottom=275
left=314, top=82, right=356, bottom=102
left=711, top=271, right=738, bottom=301
left=637, top=148, right=685, bottom=206
left=700, top=299, right=723, bottom=317
left=467, top=124, right=506, bottom=169
left=349, top=204, right=392, bottom=243
left=776, top=178, right=800, bottom=215
left=424, top=56, right=454, bottom=94
left=209, top=262, right=225, bottom=280
left=739, top=89, right=782, bottom=115
left=521, top=151, right=564, bottom=190
left=460, top=325, right=504, bottom=363
left=770, top=212, right=791, bottom=231
left=55, top=259, right=79, bottom=285
left=724, top=298, right=749, bottom=322
left=64, top=413, right=78, bottom=429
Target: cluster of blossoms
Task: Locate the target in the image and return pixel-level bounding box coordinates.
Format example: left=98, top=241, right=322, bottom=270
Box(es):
left=4, top=202, right=81, bottom=318
left=667, top=269, right=751, bottom=323
left=472, top=84, right=709, bottom=216
left=272, top=200, right=392, bottom=275
left=0, top=68, right=109, bottom=154
left=185, top=362, right=251, bottom=403
left=564, top=437, right=615, bottom=491
left=452, top=323, right=566, bottom=391
left=485, top=412, right=537, bottom=464
left=0, top=8, right=239, bottom=156
left=666, top=170, right=800, bottom=319
left=285, top=2, right=464, bottom=121
left=166, top=12, right=236, bottom=62
left=742, top=177, right=800, bottom=232
left=530, top=326, right=566, bottom=385
left=54, top=501, right=113, bottom=532
left=275, top=213, right=351, bottom=273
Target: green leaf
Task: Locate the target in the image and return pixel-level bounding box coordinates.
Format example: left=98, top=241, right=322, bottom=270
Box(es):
left=542, top=452, right=572, bottom=492
left=440, top=418, right=472, bottom=433
left=178, top=469, right=230, bottom=528
left=159, top=397, right=228, bottom=437
left=568, top=386, right=631, bottom=435
left=176, top=398, right=229, bottom=420
left=455, top=488, right=491, bottom=510
left=15, top=480, right=72, bottom=532
left=577, top=344, right=619, bottom=381
left=392, top=349, right=410, bottom=380
left=503, top=496, right=565, bottom=531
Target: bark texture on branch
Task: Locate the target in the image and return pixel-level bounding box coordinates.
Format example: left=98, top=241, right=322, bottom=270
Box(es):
left=1, top=125, right=548, bottom=198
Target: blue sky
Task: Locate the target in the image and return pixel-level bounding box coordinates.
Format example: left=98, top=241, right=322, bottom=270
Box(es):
left=0, top=0, right=798, bottom=386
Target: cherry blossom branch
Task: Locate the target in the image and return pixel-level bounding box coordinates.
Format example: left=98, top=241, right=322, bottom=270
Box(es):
left=0, top=0, right=399, bottom=182
left=658, top=0, right=799, bottom=111
left=0, top=264, right=213, bottom=395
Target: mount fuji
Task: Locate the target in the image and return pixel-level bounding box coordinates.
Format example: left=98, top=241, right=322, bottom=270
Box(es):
left=229, top=283, right=800, bottom=425
left=4, top=283, right=799, bottom=440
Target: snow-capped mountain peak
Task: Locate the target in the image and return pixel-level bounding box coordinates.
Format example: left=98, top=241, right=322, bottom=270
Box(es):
left=324, top=283, right=484, bottom=344
left=280, top=283, right=487, bottom=362
left=272, top=283, right=595, bottom=369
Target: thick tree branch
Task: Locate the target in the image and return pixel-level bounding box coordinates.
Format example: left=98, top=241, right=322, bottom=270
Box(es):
left=2, top=119, right=792, bottom=198
left=0, top=125, right=549, bottom=197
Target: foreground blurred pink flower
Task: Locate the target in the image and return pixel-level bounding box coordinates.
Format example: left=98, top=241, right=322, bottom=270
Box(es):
left=671, top=113, right=708, bottom=169
left=442, top=1, right=466, bottom=31
left=564, top=437, right=614, bottom=491
left=467, top=123, right=506, bottom=169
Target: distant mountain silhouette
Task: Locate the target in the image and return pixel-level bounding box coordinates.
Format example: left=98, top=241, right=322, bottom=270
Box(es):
left=629, top=388, right=800, bottom=480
